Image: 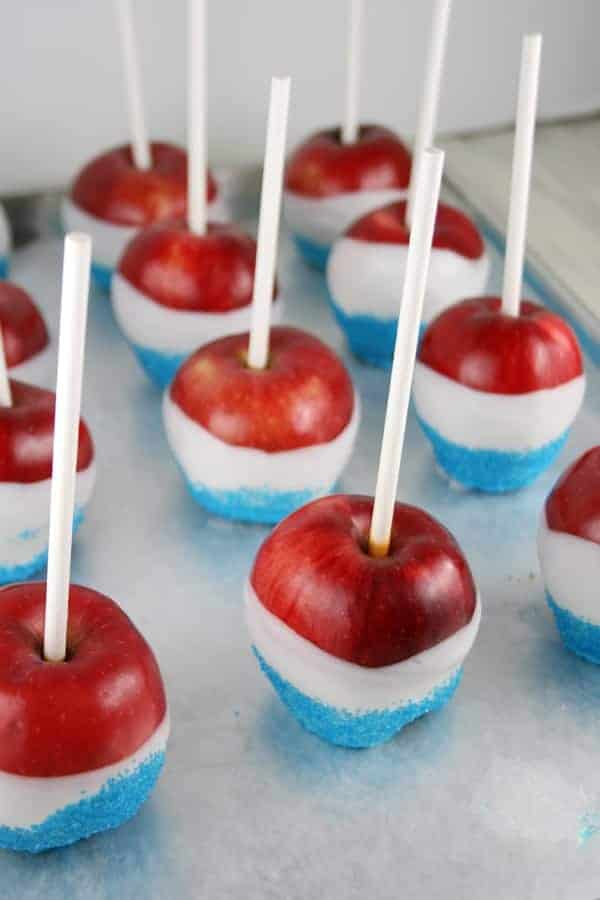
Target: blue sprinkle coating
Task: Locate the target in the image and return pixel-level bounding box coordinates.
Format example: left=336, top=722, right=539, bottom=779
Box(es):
left=328, top=297, right=396, bottom=368
left=253, top=647, right=463, bottom=748
left=417, top=415, right=569, bottom=493
left=0, top=751, right=165, bottom=854
left=0, top=508, right=85, bottom=586
left=292, top=234, right=330, bottom=271
left=0, top=547, right=49, bottom=586
left=328, top=297, right=427, bottom=368
left=546, top=592, right=600, bottom=665
left=91, top=261, right=113, bottom=293
left=131, top=342, right=186, bottom=389
left=184, top=477, right=330, bottom=525
left=0, top=256, right=9, bottom=279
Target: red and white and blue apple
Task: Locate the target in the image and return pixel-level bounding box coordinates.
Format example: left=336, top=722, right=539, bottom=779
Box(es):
left=62, top=142, right=226, bottom=292
left=326, top=200, right=490, bottom=367
left=0, top=381, right=95, bottom=583
left=162, top=326, right=360, bottom=524
left=0, top=203, right=11, bottom=278
left=0, top=582, right=168, bottom=852
left=283, top=126, right=411, bottom=270
left=111, top=221, right=282, bottom=388
left=0, top=281, right=52, bottom=386
left=538, top=447, right=600, bottom=664
left=245, top=494, right=480, bottom=747
left=413, top=297, right=585, bottom=492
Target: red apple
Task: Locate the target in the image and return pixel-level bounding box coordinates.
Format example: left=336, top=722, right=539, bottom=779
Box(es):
left=0, top=582, right=166, bottom=776
left=347, top=200, right=484, bottom=259
left=117, top=222, right=270, bottom=312
left=419, top=297, right=583, bottom=394
left=70, top=141, right=216, bottom=226
left=0, top=282, right=49, bottom=367
left=545, top=447, right=600, bottom=543
left=0, top=381, right=93, bottom=483
left=170, top=326, right=354, bottom=451
left=251, top=494, right=476, bottom=667
left=285, top=126, right=411, bottom=197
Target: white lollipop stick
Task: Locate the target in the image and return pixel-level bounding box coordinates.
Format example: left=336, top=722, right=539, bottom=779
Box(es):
left=341, top=0, right=363, bottom=144
left=0, top=326, right=11, bottom=406
left=43, top=234, right=92, bottom=663
left=115, top=0, right=151, bottom=170
left=406, top=0, right=452, bottom=228
left=369, top=148, right=444, bottom=558
left=247, top=77, right=291, bottom=370
left=501, top=34, right=542, bottom=317
left=188, top=0, right=207, bottom=235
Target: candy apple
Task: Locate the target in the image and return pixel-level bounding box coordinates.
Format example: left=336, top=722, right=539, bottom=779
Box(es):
left=413, top=297, right=585, bottom=492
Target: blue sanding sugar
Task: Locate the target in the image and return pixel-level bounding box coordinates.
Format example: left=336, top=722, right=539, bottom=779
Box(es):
left=253, top=647, right=462, bottom=748
left=328, top=297, right=427, bottom=369
left=90, top=261, right=113, bottom=293
left=185, top=479, right=328, bottom=525
left=0, top=256, right=9, bottom=280
left=417, top=415, right=569, bottom=493
left=0, top=507, right=86, bottom=586
left=328, top=297, right=396, bottom=368
left=131, top=343, right=186, bottom=389
left=0, top=751, right=165, bottom=854
left=0, top=548, right=49, bottom=586
left=546, top=592, right=600, bottom=665
left=293, top=234, right=330, bottom=271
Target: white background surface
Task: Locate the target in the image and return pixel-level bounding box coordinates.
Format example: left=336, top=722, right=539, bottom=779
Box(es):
left=1, top=0, right=598, bottom=195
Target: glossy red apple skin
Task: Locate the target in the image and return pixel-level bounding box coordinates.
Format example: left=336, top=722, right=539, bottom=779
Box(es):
left=71, top=141, right=216, bottom=226
left=545, top=447, right=600, bottom=544
left=0, top=583, right=166, bottom=777
left=285, top=126, right=411, bottom=198
left=419, top=297, right=583, bottom=394
left=251, top=494, right=476, bottom=667
left=0, top=282, right=49, bottom=366
left=0, top=381, right=93, bottom=483
left=347, top=200, right=485, bottom=259
left=170, top=326, right=354, bottom=452
left=118, top=222, right=271, bottom=313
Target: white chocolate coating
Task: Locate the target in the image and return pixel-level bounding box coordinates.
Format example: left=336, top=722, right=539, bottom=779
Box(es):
left=162, top=390, right=360, bottom=494
left=0, top=713, right=169, bottom=828
left=283, top=188, right=407, bottom=248
left=327, top=236, right=491, bottom=325
left=538, top=519, right=600, bottom=626
left=0, top=462, right=95, bottom=568
left=246, top=582, right=481, bottom=712
left=61, top=193, right=229, bottom=271
left=413, top=362, right=586, bottom=451
left=111, top=273, right=282, bottom=355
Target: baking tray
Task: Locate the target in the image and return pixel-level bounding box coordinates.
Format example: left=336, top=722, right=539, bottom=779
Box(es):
left=2, top=182, right=600, bottom=900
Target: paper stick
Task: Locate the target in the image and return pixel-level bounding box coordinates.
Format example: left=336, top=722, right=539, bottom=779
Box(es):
left=188, top=0, right=207, bottom=235
left=406, top=0, right=452, bottom=228
left=43, top=234, right=92, bottom=663
left=501, top=34, right=542, bottom=317
left=247, top=77, right=291, bottom=370
left=115, top=0, right=151, bottom=170
left=0, top=326, right=11, bottom=406
left=369, top=148, right=444, bottom=558
left=341, top=0, right=363, bottom=144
